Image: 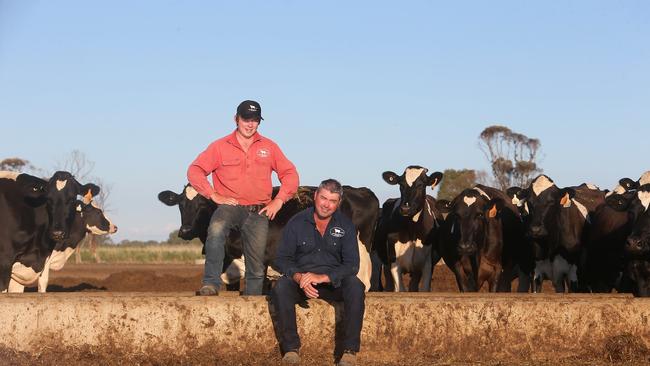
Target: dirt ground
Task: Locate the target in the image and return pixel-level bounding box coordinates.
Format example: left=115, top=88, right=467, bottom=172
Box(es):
left=6, top=264, right=649, bottom=365
left=38, top=262, right=552, bottom=293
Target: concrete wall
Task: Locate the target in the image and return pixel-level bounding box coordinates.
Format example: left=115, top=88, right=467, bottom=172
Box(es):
left=0, top=292, right=648, bottom=363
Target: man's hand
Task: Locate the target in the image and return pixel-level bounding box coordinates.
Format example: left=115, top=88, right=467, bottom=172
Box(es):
left=298, top=272, right=330, bottom=299
left=259, top=198, right=283, bottom=220
left=210, top=192, right=238, bottom=205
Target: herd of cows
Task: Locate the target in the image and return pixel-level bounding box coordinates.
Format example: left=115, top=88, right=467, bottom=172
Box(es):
left=0, top=167, right=648, bottom=297
left=159, top=166, right=650, bottom=297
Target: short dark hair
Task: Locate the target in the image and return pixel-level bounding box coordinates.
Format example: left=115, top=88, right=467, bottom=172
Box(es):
left=317, top=178, right=343, bottom=198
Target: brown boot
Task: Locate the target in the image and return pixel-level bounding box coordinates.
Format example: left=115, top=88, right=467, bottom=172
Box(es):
left=338, top=350, right=356, bottom=366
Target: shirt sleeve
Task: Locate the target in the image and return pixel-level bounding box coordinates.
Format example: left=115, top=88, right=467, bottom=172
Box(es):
left=326, top=222, right=359, bottom=287
left=187, top=141, right=221, bottom=199
left=270, top=142, right=299, bottom=203
left=273, top=218, right=301, bottom=279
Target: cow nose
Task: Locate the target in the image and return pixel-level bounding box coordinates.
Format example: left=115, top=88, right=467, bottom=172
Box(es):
left=529, top=225, right=547, bottom=238
left=50, top=230, right=65, bottom=240
left=626, top=237, right=644, bottom=252
left=179, top=226, right=192, bottom=235
left=458, top=242, right=475, bottom=255
left=110, top=225, right=118, bottom=234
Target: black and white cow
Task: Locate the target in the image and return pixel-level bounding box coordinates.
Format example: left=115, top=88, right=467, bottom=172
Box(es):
left=158, top=185, right=379, bottom=291
left=10, top=199, right=117, bottom=292
left=437, top=185, right=525, bottom=292
left=0, top=171, right=100, bottom=292
left=625, top=185, right=650, bottom=296
left=373, top=166, right=443, bottom=292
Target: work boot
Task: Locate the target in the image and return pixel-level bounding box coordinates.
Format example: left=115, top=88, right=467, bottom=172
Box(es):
left=281, top=350, right=300, bottom=365
left=338, top=350, right=356, bottom=366
left=196, top=284, right=219, bottom=296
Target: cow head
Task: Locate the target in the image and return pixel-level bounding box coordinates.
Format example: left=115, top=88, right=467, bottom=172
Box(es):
left=17, top=171, right=100, bottom=242
left=158, top=185, right=216, bottom=242
left=506, top=186, right=530, bottom=216
left=626, top=210, right=650, bottom=257
left=78, top=200, right=117, bottom=235
left=524, top=175, right=559, bottom=239
left=447, top=189, right=495, bottom=256
left=555, top=187, right=589, bottom=253
left=382, top=166, right=442, bottom=218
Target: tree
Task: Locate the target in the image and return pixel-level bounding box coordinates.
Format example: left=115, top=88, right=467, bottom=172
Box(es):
left=478, top=125, right=542, bottom=190
left=437, top=169, right=479, bottom=201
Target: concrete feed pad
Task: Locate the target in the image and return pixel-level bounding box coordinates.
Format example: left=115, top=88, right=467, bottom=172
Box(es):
left=0, top=293, right=648, bottom=363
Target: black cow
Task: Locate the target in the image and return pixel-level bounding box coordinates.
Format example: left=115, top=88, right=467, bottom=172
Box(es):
left=515, top=175, right=605, bottom=292
left=158, top=185, right=379, bottom=291
left=584, top=178, right=649, bottom=293
left=373, top=166, right=443, bottom=292
left=0, top=171, right=100, bottom=292
left=625, top=187, right=650, bottom=296
left=437, top=185, right=524, bottom=292
left=11, top=199, right=117, bottom=292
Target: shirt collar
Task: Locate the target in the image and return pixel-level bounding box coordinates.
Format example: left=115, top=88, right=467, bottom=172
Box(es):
left=226, top=130, right=263, bottom=147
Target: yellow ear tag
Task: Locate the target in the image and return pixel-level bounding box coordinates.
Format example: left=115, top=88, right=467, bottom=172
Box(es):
left=488, top=204, right=498, bottom=218
left=560, top=193, right=570, bottom=207
left=83, top=189, right=93, bottom=204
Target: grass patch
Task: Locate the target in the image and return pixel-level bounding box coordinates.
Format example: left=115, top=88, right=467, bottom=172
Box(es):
left=77, top=243, right=204, bottom=264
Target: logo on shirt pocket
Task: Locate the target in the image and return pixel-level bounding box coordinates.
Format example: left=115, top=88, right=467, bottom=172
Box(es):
left=330, top=227, right=345, bottom=238
left=257, top=148, right=270, bottom=158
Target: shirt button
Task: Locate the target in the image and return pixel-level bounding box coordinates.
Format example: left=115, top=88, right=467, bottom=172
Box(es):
left=318, top=249, right=321, bottom=252
left=333, top=243, right=337, bottom=246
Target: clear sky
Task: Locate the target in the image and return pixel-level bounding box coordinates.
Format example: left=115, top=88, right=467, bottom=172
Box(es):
left=1, top=1, right=648, bottom=242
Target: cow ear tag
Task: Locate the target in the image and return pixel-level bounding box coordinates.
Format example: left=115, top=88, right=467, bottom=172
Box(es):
left=83, top=189, right=93, bottom=204
left=560, top=193, right=571, bottom=207
left=431, top=178, right=439, bottom=189
left=488, top=204, right=498, bottom=218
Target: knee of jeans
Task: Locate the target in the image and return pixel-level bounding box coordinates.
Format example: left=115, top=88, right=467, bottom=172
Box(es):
left=342, top=277, right=365, bottom=294
left=207, top=221, right=229, bottom=239
left=272, top=277, right=294, bottom=295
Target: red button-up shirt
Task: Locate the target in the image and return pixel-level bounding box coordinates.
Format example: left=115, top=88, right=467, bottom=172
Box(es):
left=187, top=130, right=299, bottom=205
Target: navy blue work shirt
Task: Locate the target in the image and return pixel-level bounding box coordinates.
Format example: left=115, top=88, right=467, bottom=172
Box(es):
left=274, top=207, right=359, bottom=288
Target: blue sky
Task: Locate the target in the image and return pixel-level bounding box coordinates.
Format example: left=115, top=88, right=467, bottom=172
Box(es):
left=1, top=1, right=648, bottom=242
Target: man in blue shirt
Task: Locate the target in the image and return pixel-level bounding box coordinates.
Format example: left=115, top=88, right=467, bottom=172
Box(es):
left=272, top=179, right=365, bottom=366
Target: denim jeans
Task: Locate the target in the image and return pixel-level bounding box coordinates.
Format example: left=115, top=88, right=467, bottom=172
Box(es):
left=203, top=204, right=269, bottom=295
left=270, top=275, right=365, bottom=352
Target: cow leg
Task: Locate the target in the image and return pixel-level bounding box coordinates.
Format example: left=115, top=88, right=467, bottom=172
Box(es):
left=382, top=264, right=394, bottom=292
left=8, top=279, right=25, bottom=293
left=516, top=265, right=531, bottom=293
left=0, top=261, right=11, bottom=292
left=38, top=258, right=53, bottom=293
left=452, top=262, right=468, bottom=292
left=408, top=271, right=421, bottom=292
left=389, top=263, right=405, bottom=292
left=369, top=250, right=384, bottom=292
left=568, top=264, right=579, bottom=293
left=356, top=235, right=372, bottom=292
left=420, top=251, right=433, bottom=292
left=221, top=256, right=244, bottom=292
left=552, top=256, right=568, bottom=293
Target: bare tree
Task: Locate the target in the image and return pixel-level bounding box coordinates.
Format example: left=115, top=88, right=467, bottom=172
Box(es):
left=478, top=125, right=542, bottom=190
left=55, top=149, right=95, bottom=181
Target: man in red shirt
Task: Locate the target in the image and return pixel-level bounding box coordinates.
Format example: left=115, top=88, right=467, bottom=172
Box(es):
left=188, top=100, right=299, bottom=296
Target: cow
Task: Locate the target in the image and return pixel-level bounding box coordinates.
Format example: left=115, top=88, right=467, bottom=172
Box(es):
left=373, top=166, right=443, bottom=292
left=584, top=176, right=650, bottom=293
left=437, top=185, right=525, bottom=292
left=158, top=185, right=379, bottom=291
left=0, top=171, right=100, bottom=292
left=625, top=185, right=650, bottom=296
left=511, top=175, right=605, bottom=293
left=10, top=199, right=117, bottom=292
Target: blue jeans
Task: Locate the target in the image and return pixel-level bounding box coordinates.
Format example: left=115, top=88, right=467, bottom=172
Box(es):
left=203, top=205, right=269, bottom=295
left=271, top=276, right=365, bottom=352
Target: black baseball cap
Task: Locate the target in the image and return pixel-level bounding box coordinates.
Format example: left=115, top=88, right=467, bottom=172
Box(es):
left=236, top=100, right=264, bottom=121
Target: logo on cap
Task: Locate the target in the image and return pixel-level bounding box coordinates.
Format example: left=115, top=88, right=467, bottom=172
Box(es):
left=248, top=105, right=258, bottom=111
